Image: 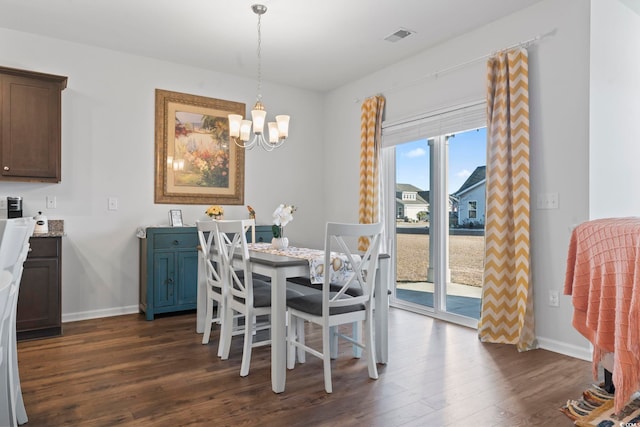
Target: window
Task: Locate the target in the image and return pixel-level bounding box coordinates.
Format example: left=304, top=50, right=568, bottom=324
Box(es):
left=468, top=201, right=477, bottom=219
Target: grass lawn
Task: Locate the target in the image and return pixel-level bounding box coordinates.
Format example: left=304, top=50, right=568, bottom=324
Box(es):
left=396, top=233, right=484, bottom=287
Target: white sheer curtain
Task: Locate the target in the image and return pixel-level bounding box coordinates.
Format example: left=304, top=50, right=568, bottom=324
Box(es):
left=380, top=147, right=396, bottom=255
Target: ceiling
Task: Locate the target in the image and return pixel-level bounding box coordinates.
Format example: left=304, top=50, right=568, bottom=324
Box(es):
left=0, top=0, right=543, bottom=92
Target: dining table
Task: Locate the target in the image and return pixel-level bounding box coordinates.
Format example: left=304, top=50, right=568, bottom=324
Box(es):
left=196, top=242, right=390, bottom=393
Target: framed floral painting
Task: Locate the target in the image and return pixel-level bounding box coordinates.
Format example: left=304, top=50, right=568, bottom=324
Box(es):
left=154, top=89, right=245, bottom=205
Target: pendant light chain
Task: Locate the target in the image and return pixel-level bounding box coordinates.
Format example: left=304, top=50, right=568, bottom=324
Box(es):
left=256, top=12, right=262, bottom=104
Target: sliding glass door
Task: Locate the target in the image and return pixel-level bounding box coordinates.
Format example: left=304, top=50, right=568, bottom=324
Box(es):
left=391, top=127, right=486, bottom=327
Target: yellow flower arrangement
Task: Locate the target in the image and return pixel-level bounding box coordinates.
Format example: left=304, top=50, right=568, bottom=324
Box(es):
left=205, top=205, right=224, bottom=218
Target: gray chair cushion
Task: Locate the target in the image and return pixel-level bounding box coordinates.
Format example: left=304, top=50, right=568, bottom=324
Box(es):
left=236, top=270, right=271, bottom=283
left=234, top=279, right=303, bottom=308
left=286, top=292, right=364, bottom=316
left=288, top=276, right=392, bottom=296
left=286, top=276, right=363, bottom=297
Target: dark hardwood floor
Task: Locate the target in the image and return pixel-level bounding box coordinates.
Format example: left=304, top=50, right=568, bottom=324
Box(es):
left=16, top=308, right=592, bottom=426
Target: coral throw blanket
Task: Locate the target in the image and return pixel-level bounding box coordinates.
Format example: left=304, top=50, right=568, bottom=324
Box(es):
left=564, top=217, right=640, bottom=413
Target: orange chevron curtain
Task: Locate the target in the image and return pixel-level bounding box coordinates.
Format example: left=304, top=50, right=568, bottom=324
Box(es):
left=358, top=95, right=385, bottom=251
left=477, top=48, right=535, bottom=351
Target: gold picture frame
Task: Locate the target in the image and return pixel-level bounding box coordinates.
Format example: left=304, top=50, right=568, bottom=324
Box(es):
left=154, top=89, right=246, bottom=205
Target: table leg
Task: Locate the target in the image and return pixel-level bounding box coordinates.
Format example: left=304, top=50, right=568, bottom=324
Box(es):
left=271, top=269, right=287, bottom=393
left=375, top=256, right=389, bottom=364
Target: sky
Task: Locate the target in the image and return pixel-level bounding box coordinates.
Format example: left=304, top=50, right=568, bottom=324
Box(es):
left=395, top=127, right=486, bottom=193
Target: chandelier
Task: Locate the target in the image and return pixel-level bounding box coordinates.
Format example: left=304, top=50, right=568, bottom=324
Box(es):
left=228, top=4, right=290, bottom=151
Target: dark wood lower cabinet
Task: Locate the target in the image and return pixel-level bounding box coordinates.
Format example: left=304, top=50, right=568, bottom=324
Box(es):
left=17, top=236, right=62, bottom=340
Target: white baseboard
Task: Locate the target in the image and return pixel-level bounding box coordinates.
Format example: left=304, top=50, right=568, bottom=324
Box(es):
left=537, top=336, right=592, bottom=362
left=62, top=305, right=140, bottom=323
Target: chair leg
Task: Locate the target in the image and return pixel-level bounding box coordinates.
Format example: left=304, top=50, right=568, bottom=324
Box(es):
left=215, top=300, right=225, bottom=358
left=364, top=315, right=378, bottom=380
left=353, top=321, right=362, bottom=358
left=9, top=377, right=27, bottom=426
left=287, top=311, right=296, bottom=370
left=330, top=326, right=338, bottom=359
left=267, top=314, right=272, bottom=341
left=9, top=331, right=27, bottom=426
left=0, top=361, right=11, bottom=427
left=239, top=310, right=253, bottom=377
left=322, top=325, right=333, bottom=393
left=218, top=331, right=228, bottom=359
left=202, top=298, right=214, bottom=345
left=14, top=385, right=27, bottom=425
left=219, top=304, right=234, bottom=360
left=296, top=318, right=306, bottom=364
left=251, top=315, right=257, bottom=336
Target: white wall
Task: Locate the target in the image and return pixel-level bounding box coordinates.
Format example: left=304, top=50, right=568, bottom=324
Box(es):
left=0, top=29, right=325, bottom=320
left=589, top=0, right=640, bottom=219
left=324, top=0, right=593, bottom=359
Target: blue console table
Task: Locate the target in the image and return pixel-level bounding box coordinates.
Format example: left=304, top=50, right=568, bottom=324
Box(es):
left=140, top=224, right=272, bottom=321
left=139, top=227, right=199, bottom=320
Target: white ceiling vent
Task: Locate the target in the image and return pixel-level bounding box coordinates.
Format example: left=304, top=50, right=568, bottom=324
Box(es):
left=384, top=28, right=415, bottom=43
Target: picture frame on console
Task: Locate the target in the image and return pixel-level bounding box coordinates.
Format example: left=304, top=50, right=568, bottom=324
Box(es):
left=169, top=209, right=183, bottom=227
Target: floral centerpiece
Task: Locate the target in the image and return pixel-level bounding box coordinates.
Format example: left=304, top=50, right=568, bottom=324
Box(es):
left=271, top=204, right=296, bottom=249
left=205, top=205, right=224, bottom=219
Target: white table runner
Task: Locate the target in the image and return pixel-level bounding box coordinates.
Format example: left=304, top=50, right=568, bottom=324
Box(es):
left=248, top=242, right=358, bottom=285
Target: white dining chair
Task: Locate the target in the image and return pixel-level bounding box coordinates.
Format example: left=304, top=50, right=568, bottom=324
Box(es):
left=286, top=222, right=383, bottom=393
left=0, top=217, right=35, bottom=426
left=2, top=268, right=26, bottom=427
left=0, top=218, right=34, bottom=272
left=215, top=219, right=301, bottom=377
left=0, top=269, right=14, bottom=425
left=196, top=220, right=226, bottom=354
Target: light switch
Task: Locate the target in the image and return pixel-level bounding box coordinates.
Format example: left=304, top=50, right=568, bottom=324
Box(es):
left=46, top=196, right=56, bottom=209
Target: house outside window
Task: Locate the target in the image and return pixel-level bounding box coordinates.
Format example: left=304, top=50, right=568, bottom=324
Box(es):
left=396, top=184, right=429, bottom=221
left=453, top=166, right=486, bottom=227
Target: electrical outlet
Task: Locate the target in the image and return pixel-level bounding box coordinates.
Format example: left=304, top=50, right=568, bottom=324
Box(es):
left=537, top=193, right=559, bottom=210
left=0, top=198, right=6, bottom=210
left=108, top=197, right=118, bottom=211
left=549, top=290, right=559, bottom=307
left=46, top=195, right=56, bottom=209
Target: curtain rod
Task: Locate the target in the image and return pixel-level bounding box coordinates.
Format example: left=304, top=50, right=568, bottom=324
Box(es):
left=357, top=29, right=555, bottom=103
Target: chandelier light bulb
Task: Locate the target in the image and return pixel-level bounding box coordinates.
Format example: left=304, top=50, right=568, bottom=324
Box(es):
left=228, top=114, right=242, bottom=138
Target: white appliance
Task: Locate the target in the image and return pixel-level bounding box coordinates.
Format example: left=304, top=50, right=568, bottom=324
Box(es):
left=34, top=211, right=48, bottom=234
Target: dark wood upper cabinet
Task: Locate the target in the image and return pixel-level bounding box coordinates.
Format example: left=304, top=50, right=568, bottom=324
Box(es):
left=0, top=66, right=67, bottom=183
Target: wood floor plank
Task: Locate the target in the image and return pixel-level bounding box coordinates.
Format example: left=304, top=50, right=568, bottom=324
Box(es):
left=16, top=309, right=592, bottom=426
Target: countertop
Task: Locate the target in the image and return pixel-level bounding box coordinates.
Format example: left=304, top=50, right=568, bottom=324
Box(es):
left=31, top=219, right=65, bottom=238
